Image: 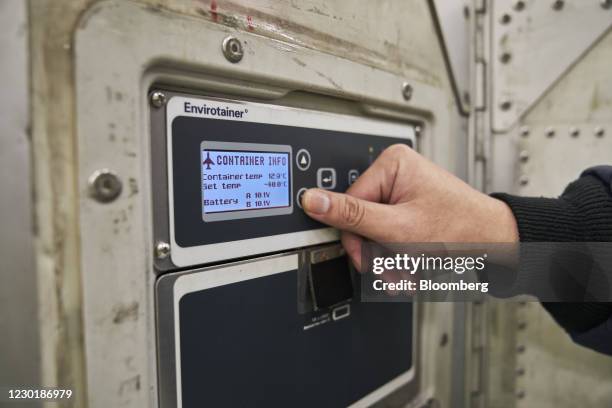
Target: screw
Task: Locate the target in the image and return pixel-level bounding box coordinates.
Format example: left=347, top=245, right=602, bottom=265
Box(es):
left=516, top=367, right=526, bottom=376
left=150, top=91, right=167, bottom=108
left=518, top=321, right=527, bottom=330
left=222, top=36, right=244, bottom=63
left=552, top=0, right=564, bottom=10
left=514, top=0, right=526, bottom=11
left=500, top=13, right=512, bottom=24
left=414, top=125, right=422, bottom=137
left=519, top=150, right=529, bottom=163
left=500, top=99, right=512, bottom=111
left=402, top=82, right=413, bottom=101
left=545, top=127, right=556, bottom=138
left=88, top=169, right=122, bottom=203
left=519, top=175, right=529, bottom=186
left=520, top=126, right=530, bottom=137
left=517, top=344, right=526, bottom=353
left=155, top=241, right=171, bottom=259
left=516, top=390, right=526, bottom=399
left=570, top=127, right=580, bottom=138
left=595, top=126, right=605, bottom=137
left=602, top=0, right=612, bottom=9
left=500, top=52, right=512, bottom=64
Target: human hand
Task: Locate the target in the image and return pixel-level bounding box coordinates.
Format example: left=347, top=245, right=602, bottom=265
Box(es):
left=301, top=144, right=518, bottom=270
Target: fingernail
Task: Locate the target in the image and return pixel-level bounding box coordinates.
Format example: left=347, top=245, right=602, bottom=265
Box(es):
left=304, top=189, right=330, bottom=214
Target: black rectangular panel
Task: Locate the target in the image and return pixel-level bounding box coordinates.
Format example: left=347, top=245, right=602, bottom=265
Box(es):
left=171, top=116, right=412, bottom=248
left=177, top=269, right=413, bottom=408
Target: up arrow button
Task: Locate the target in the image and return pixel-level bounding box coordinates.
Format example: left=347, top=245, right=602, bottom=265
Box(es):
left=296, top=149, right=311, bottom=171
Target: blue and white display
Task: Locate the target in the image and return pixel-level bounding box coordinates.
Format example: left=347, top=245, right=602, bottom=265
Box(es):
left=201, top=148, right=291, bottom=217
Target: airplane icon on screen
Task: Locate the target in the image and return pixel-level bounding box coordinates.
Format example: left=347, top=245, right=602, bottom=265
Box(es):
left=203, top=152, right=214, bottom=170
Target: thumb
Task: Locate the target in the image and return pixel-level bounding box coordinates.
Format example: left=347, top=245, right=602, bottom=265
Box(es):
left=302, top=188, right=397, bottom=242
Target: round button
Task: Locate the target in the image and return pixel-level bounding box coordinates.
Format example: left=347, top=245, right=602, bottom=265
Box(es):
left=296, top=149, right=311, bottom=171
left=296, top=187, right=308, bottom=209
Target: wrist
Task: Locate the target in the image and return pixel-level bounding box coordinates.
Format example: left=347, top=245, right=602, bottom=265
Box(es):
left=479, top=196, right=519, bottom=243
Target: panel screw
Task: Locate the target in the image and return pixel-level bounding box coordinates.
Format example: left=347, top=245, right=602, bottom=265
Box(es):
left=602, top=0, right=612, bottom=9
left=545, top=127, right=556, bottom=138
left=569, top=127, right=580, bottom=138
left=514, top=0, right=526, bottom=11
left=552, top=0, right=564, bottom=10
left=155, top=241, right=171, bottom=259
left=595, top=126, right=605, bottom=137
left=88, top=169, right=122, bottom=203
left=150, top=91, right=167, bottom=108
left=402, top=82, right=413, bottom=101
left=222, top=36, right=244, bottom=63
left=519, top=150, right=529, bottom=163
left=500, top=99, right=512, bottom=111
left=500, top=52, right=512, bottom=64
left=414, top=125, right=422, bottom=137
left=519, top=126, right=530, bottom=137
left=519, top=175, right=529, bottom=186
left=500, top=13, right=512, bottom=24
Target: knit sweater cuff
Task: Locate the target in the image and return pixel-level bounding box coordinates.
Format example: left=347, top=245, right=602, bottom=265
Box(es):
left=491, top=175, right=612, bottom=242
left=489, top=174, right=612, bottom=333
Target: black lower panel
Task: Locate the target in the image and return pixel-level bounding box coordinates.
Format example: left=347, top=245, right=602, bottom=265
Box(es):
left=179, top=270, right=413, bottom=408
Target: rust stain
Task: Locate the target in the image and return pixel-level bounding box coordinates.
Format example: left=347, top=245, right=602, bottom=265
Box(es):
left=112, top=302, right=139, bottom=324
left=210, top=0, right=218, bottom=22
left=118, top=374, right=141, bottom=396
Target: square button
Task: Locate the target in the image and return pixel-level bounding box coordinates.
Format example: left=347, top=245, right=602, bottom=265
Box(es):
left=317, top=168, right=337, bottom=190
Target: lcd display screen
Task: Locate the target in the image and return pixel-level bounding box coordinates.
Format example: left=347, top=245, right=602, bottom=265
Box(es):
left=200, top=142, right=292, bottom=221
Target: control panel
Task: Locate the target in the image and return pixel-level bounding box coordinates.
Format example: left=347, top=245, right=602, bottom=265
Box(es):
left=152, top=93, right=416, bottom=268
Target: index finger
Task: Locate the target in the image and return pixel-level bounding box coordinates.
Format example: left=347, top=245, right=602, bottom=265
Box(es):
left=346, top=144, right=406, bottom=203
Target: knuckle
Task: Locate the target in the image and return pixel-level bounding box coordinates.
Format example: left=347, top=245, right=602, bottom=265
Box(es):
left=341, top=196, right=366, bottom=228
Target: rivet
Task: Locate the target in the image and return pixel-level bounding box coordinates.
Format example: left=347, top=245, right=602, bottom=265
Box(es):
left=88, top=169, right=122, bottom=203
left=150, top=91, right=167, bottom=108
left=519, top=150, right=529, bottom=163
left=402, top=82, right=413, bottom=101
left=155, top=241, right=171, bottom=259
left=545, top=127, right=556, bottom=138
left=500, top=99, right=512, bottom=111
left=595, top=127, right=605, bottom=137
left=222, top=36, right=244, bottom=63
left=519, top=175, right=529, bottom=186
left=570, top=127, right=580, bottom=138
left=500, top=13, right=512, bottom=24
left=552, top=0, right=564, bottom=10
left=500, top=52, right=512, bottom=64
left=519, top=126, right=530, bottom=137
left=514, top=0, right=526, bottom=11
